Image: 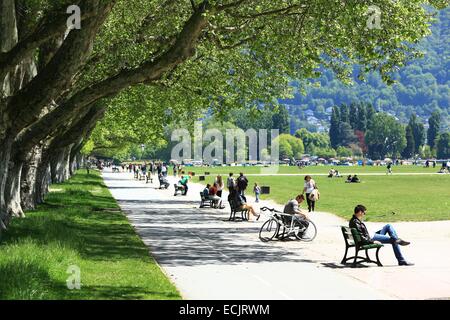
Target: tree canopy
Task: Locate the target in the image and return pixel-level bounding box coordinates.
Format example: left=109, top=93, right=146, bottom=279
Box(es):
left=1, top=0, right=448, bottom=228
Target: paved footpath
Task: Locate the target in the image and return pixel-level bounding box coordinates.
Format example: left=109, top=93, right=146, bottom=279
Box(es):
left=103, top=170, right=450, bottom=300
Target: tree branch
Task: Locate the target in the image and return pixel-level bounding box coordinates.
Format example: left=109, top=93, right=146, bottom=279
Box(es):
left=0, top=0, right=96, bottom=82
left=12, top=1, right=212, bottom=152
left=6, top=0, right=115, bottom=136
left=216, top=0, right=251, bottom=11
left=228, top=4, right=305, bottom=19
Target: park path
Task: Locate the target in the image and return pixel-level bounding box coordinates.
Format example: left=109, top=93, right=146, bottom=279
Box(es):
left=102, top=169, right=450, bottom=300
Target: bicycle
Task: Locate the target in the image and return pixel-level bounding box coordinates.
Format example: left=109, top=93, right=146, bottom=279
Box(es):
left=259, top=206, right=317, bottom=242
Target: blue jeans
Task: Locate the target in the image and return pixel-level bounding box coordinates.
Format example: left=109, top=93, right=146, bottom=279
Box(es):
left=255, top=192, right=260, bottom=202
left=371, top=224, right=405, bottom=263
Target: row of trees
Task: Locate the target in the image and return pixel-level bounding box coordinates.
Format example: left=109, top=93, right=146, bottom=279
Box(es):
left=329, top=103, right=449, bottom=159
left=1, top=0, right=447, bottom=233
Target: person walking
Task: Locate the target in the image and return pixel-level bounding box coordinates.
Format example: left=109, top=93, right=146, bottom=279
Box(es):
left=302, top=175, right=317, bottom=212
left=161, top=163, right=168, bottom=177
left=157, top=163, right=162, bottom=176
left=387, top=162, right=393, bottom=175
left=227, top=173, right=235, bottom=191
left=253, top=183, right=261, bottom=203
left=237, top=172, right=249, bottom=196
left=173, top=163, right=178, bottom=177
left=350, top=205, right=414, bottom=266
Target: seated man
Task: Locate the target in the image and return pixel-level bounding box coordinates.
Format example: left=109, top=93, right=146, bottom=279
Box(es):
left=209, top=183, right=223, bottom=209
left=178, top=171, right=190, bottom=195
left=351, top=174, right=360, bottom=183
left=229, top=186, right=260, bottom=221
left=346, top=175, right=353, bottom=183
left=349, top=205, right=413, bottom=266
left=283, top=194, right=309, bottom=230
left=158, top=173, right=170, bottom=189
left=335, top=170, right=342, bottom=177
left=202, top=184, right=211, bottom=198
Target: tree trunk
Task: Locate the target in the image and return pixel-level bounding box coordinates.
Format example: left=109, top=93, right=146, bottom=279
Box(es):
left=20, top=144, right=43, bottom=210
left=50, top=145, right=72, bottom=183
left=0, top=0, right=18, bottom=94
left=0, top=136, right=13, bottom=230
left=69, top=139, right=84, bottom=176
left=35, top=150, right=51, bottom=205
left=5, top=156, right=25, bottom=218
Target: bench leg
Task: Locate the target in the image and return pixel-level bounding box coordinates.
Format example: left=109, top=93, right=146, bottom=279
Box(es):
left=341, top=246, right=349, bottom=265
left=352, top=248, right=359, bottom=268
left=375, top=247, right=383, bottom=267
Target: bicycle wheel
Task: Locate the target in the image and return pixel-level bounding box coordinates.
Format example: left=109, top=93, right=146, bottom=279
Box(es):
left=259, top=219, right=279, bottom=242
left=295, top=219, right=317, bottom=242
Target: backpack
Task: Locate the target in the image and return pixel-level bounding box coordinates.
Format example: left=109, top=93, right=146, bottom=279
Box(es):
left=237, top=176, right=248, bottom=189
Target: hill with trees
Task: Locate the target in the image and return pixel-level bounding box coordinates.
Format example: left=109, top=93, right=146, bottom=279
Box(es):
left=282, top=7, right=450, bottom=133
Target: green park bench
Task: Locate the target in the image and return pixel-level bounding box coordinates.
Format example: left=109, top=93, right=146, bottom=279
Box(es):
left=341, top=226, right=383, bottom=267
left=199, top=192, right=214, bottom=208
left=227, top=199, right=249, bottom=222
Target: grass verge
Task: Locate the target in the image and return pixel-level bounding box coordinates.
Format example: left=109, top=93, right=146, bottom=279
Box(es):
left=0, top=170, right=181, bottom=300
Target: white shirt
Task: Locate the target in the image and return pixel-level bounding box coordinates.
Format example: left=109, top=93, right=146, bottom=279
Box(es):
left=304, top=179, right=316, bottom=194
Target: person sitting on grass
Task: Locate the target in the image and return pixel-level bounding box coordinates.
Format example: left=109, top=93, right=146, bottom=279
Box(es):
left=349, top=205, right=414, bottom=266
left=328, top=168, right=336, bottom=178
left=351, top=175, right=360, bottom=183
left=209, top=183, right=224, bottom=209
left=228, top=185, right=260, bottom=221
left=346, top=175, right=352, bottom=183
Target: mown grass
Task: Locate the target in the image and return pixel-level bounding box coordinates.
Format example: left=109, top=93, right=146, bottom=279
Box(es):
left=186, top=164, right=443, bottom=176
left=193, top=171, right=450, bottom=222
left=0, top=170, right=181, bottom=300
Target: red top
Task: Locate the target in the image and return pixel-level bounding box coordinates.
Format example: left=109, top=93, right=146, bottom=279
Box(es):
left=209, top=186, right=218, bottom=195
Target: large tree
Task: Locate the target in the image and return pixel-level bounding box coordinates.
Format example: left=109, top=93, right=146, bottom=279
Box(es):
left=408, top=113, right=426, bottom=151
left=436, top=132, right=450, bottom=159
left=365, top=113, right=407, bottom=159
left=402, top=124, right=416, bottom=158
left=428, top=111, right=441, bottom=149
left=0, top=0, right=446, bottom=230
left=329, top=106, right=340, bottom=149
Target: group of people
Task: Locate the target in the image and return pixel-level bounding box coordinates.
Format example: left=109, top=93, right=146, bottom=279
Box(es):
left=345, top=174, right=361, bottom=183
left=328, top=168, right=342, bottom=178
left=123, top=165, right=414, bottom=266
left=438, top=161, right=450, bottom=174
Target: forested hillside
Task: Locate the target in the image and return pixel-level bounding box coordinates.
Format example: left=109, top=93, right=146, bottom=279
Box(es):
left=282, top=7, right=449, bottom=133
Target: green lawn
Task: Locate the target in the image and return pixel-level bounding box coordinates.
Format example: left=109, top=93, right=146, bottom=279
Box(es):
left=192, top=170, right=450, bottom=222
left=185, top=164, right=442, bottom=175
left=0, top=170, right=181, bottom=300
